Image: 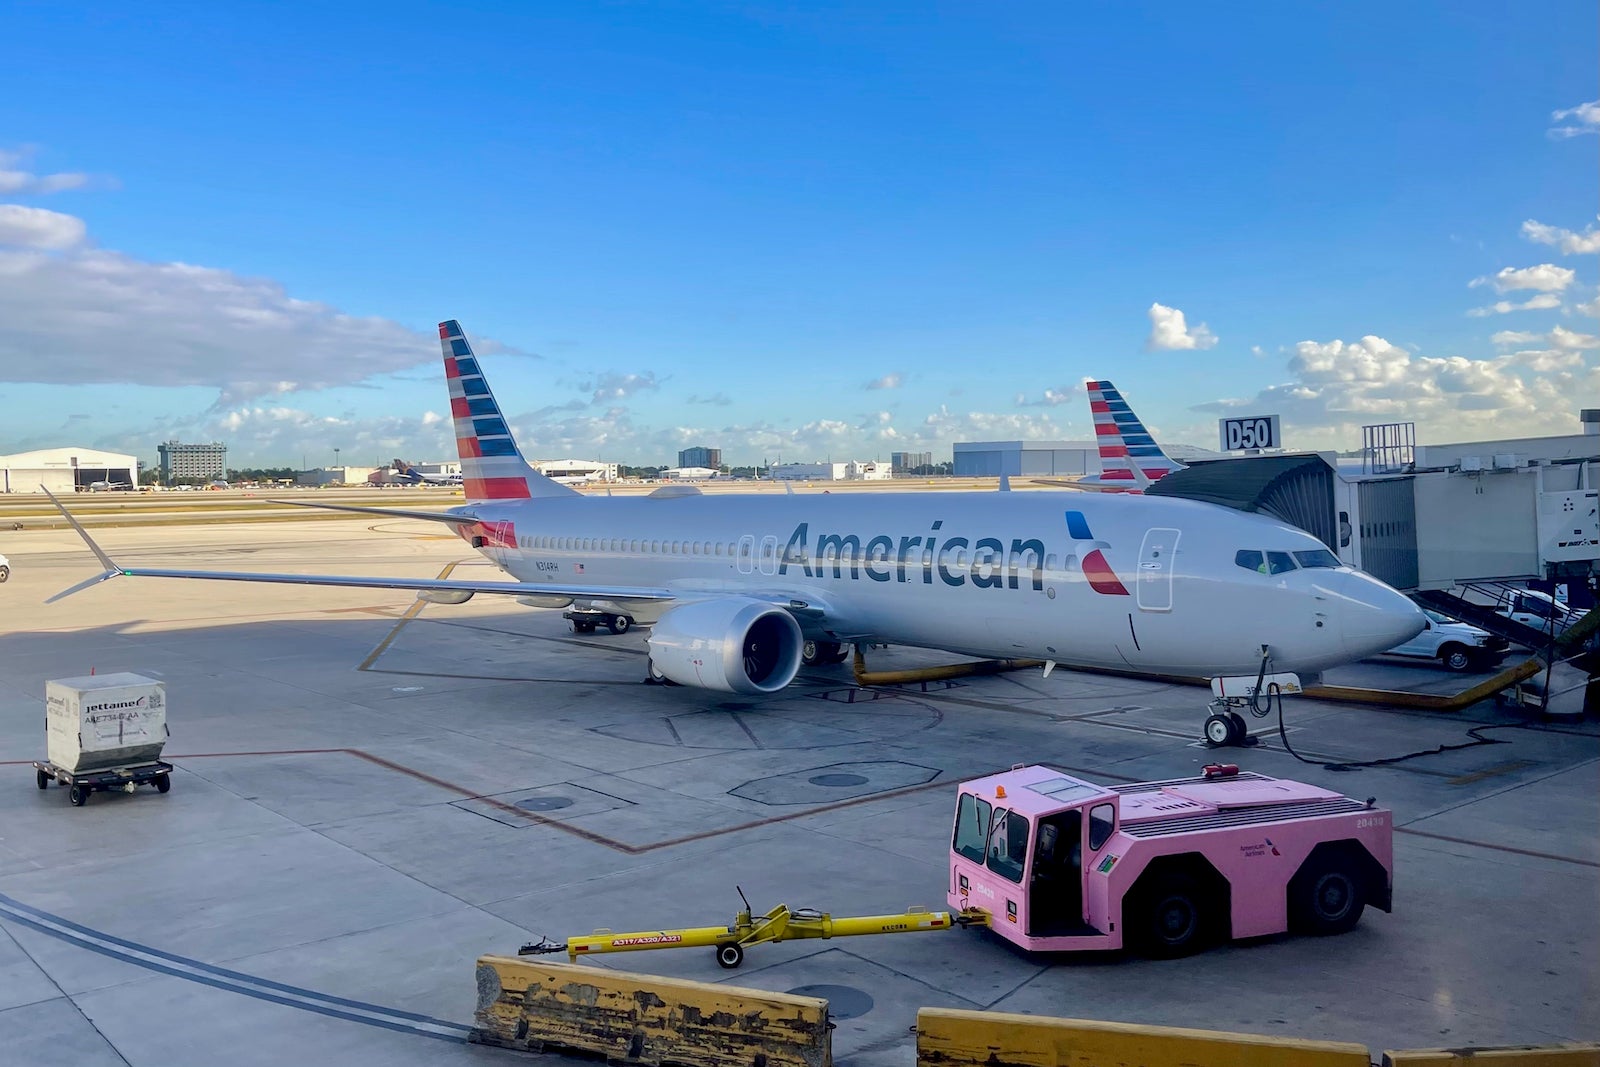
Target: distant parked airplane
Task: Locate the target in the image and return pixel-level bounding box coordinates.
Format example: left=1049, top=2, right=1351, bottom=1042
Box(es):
left=86, top=480, right=131, bottom=492
left=391, top=459, right=463, bottom=486
left=47, top=321, right=1423, bottom=707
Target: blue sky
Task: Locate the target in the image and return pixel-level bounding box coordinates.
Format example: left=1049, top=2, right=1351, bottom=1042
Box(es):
left=1, top=1, right=1595, bottom=469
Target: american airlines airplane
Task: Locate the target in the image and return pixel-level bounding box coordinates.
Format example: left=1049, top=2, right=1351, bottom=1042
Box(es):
left=1068, top=380, right=1185, bottom=493
left=48, top=321, right=1424, bottom=701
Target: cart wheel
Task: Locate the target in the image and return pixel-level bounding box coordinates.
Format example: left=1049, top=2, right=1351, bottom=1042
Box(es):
left=36, top=769, right=50, bottom=790
left=69, top=783, right=89, bottom=807
left=715, top=943, right=744, bottom=969
left=1203, top=713, right=1234, bottom=747
left=154, top=773, right=171, bottom=794
left=607, top=614, right=631, bottom=635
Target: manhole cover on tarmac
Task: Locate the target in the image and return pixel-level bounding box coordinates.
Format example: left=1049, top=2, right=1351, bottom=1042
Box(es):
left=515, top=796, right=575, bottom=811
left=786, top=985, right=873, bottom=1020
left=808, top=773, right=870, bottom=787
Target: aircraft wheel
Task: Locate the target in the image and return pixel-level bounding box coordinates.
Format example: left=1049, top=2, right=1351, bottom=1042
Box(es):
left=715, top=943, right=744, bottom=969
left=69, top=783, right=89, bottom=807
left=1227, top=712, right=1252, bottom=745
left=1203, top=713, right=1234, bottom=748
left=827, top=642, right=853, bottom=664
left=646, top=659, right=672, bottom=685
left=36, top=769, right=50, bottom=790
left=801, top=639, right=840, bottom=666
left=607, top=615, right=631, bottom=635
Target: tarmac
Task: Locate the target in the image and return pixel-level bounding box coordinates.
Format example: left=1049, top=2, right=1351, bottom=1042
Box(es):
left=0, top=512, right=1596, bottom=1066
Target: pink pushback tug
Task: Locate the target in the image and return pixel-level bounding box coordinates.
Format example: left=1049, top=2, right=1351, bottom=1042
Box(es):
left=950, top=763, right=1392, bottom=956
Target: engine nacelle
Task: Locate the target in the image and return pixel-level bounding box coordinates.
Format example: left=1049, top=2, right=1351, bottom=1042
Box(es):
left=646, top=597, right=803, bottom=694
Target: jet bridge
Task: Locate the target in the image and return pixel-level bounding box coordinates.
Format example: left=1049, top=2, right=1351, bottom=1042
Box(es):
left=1148, top=439, right=1598, bottom=606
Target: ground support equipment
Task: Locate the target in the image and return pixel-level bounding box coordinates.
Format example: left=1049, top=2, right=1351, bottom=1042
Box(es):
left=521, top=887, right=989, bottom=969
left=33, top=759, right=174, bottom=807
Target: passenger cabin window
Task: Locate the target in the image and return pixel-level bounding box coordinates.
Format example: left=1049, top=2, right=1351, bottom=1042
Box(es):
left=1235, top=550, right=1265, bottom=573
left=952, top=794, right=991, bottom=863
left=1266, top=551, right=1297, bottom=574
left=1088, top=802, right=1115, bottom=851
left=1294, top=548, right=1340, bottom=569
left=985, top=808, right=1029, bottom=884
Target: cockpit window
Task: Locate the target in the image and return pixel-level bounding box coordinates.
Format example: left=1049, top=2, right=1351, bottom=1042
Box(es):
left=1293, top=548, right=1340, bottom=569
left=1266, top=551, right=1297, bottom=575
left=1235, top=549, right=1265, bottom=573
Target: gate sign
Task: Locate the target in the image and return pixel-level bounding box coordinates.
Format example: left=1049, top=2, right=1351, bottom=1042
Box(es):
left=1219, top=415, right=1280, bottom=452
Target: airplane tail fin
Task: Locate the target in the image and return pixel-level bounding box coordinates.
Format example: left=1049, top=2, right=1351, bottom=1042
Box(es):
left=390, top=459, right=422, bottom=484
left=1086, top=380, right=1182, bottom=490
left=439, top=321, right=579, bottom=501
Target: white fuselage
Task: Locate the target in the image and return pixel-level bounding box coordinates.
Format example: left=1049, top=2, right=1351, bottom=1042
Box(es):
left=452, top=489, right=1423, bottom=678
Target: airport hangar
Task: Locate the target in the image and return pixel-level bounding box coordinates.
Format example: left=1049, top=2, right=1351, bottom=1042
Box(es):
left=953, top=439, right=1219, bottom=477
left=0, top=447, right=137, bottom=494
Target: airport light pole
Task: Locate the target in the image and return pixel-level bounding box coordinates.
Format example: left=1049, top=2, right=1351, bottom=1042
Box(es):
left=333, top=447, right=341, bottom=469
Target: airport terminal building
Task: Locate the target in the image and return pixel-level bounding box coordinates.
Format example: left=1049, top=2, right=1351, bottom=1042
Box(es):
left=0, top=447, right=137, bottom=494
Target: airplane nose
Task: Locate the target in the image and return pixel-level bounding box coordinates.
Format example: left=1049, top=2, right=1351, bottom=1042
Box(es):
left=1335, top=570, right=1426, bottom=656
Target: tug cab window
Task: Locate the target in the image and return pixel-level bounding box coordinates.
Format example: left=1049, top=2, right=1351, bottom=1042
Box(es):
left=985, top=808, right=1029, bottom=884
left=952, top=793, right=991, bottom=864
left=1088, top=802, right=1116, bottom=851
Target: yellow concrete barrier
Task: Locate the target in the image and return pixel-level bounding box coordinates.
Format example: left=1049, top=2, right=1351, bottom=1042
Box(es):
left=916, top=1008, right=1369, bottom=1067
left=472, top=955, right=831, bottom=1067
left=1383, top=1046, right=1600, bottom=1066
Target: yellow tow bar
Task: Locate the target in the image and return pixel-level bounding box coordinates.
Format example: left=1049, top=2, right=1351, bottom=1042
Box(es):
left=520, top=887, right=991, bottom=970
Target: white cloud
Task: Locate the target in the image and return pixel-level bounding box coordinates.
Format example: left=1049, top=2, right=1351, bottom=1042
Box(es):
left=1521, top=219, right=1600, bottom=255
left=0, top=205, right=434, bottom=402
left=686, top=392, right=731, bottom=406
left=582, top=371, right=660, bottom=403
left=1466, top=294, right=1562, bottom=317
left=1577, top=292, right=1600, bottom=317
left=1146, top=302, right=1217, bottom=351
left=1491, top=330, right=1543, bottom=346
left=0, top=204, right=87, bottom=249
left=1548, top=100, right=1600, bottom=138
left=1014, top=384, right=1079, bottom=407
left=1196, top=334, right=1591, bottom=446
left=1470, top=264, right=1575, bottom=293
left=0, top=147, right=93, bottom=196
left=1549, top=325, right=1600, bottom=350
left=865, top=373, right=903, bottom=390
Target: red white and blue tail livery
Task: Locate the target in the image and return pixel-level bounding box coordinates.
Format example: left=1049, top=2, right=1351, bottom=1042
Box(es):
left=441, top=320, right=577, bottom=501
left=1085, top=379, right=1183, bottom=493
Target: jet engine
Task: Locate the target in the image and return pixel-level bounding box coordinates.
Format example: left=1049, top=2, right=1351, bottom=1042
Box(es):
left=646, top=597, right=803, bottom=694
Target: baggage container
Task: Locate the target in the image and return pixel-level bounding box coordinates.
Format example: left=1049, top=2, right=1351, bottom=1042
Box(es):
left=45, top=673, right=167, bottom=774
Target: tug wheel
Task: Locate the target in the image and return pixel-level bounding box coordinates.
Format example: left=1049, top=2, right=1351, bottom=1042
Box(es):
left=715, top=943, right=744, bottom=969
left=1203, top=713, right=1234, bottom=747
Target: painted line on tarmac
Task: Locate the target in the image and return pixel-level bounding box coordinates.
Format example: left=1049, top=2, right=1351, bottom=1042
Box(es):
left=356, top=561, right=456, bottom=671
left=0, top=891, right=472, bottom=1042
left=1394, top=827, right=1599, bottom=868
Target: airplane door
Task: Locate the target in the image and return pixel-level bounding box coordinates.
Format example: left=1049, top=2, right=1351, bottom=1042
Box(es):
left=736, top=535, right=756, bottom=575
left=1136, top=527, right=1179, bottom=613
left=758, top=535, right=780, bottom=576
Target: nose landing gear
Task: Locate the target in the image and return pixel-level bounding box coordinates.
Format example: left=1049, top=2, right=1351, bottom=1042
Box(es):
left=1203, top=701, right=1259, bottom=748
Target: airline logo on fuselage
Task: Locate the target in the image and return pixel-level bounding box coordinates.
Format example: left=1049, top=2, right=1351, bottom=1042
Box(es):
left=778, top=510, right=1129, bottom=595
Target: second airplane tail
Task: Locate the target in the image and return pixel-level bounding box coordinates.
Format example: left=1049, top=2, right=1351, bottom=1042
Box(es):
left=439, top=320, right=579, bottom=501
left=1086, top=379, right=1182, bottom=491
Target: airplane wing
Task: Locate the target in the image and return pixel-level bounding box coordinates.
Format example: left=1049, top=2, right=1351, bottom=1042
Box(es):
left=264, top=498, right=484, bottom=525
left=1028, top=478, right=1119, bottom=492
left=41, top=488, right=673, bottom=606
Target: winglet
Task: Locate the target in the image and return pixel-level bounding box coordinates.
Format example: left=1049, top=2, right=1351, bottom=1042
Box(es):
left=42, top=486, right=124, bottom=602
left=999, top=474, right=1011, bottom=492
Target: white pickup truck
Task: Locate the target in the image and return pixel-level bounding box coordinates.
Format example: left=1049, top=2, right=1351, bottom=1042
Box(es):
left=1382, top=609, right=1509, bottom=672
left=1498, top=589, right=1589, bottom=635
